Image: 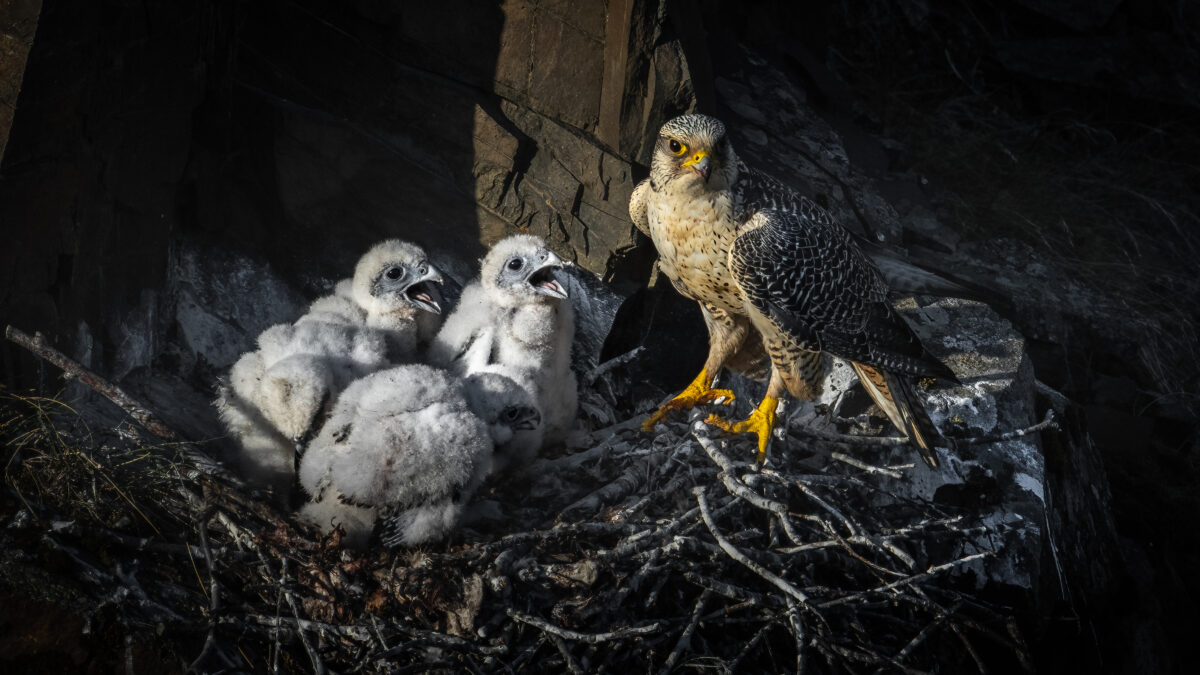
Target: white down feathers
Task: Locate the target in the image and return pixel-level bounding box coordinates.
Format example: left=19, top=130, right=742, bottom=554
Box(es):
left=215, top=239, right=444, bottom=499
left=295, top=365, right=539, bottom=547
left=428, top=235, right=578, bottom=451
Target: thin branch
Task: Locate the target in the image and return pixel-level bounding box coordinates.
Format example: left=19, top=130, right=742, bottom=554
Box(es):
left=585, top=346, right=645, bottom=385
left=5, top=325, right=179, bottom=441
left=831, top=452, right=905, bottom=479
left=955, top=409, right=1058, bottom=445
left=658, top=590, right=710, bottom=675
left=507, top=609, right=660, bottom=644
left=694, top=486, right=811, bottom=606
left=819, top=552, right=992, bottom=609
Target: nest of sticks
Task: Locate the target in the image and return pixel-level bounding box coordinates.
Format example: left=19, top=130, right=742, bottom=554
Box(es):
left=1, top=326, right=1037, bottom=673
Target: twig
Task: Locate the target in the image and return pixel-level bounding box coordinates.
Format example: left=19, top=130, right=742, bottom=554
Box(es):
left=694, top=486, right=810, bottom=606
left=280, top=558, right=329, bottom=675
left=725, top=624, right=771, bottom=674
left=5, top=325, right=179, bottom=441
left=585, top=346, right=644, bottom=385
left=955, top=409, right=1058, bottom=445
left=658, top=590, right=710, bottom=675
left=896, top=599, right=963, bottom=662
left=786, top=597, right=807, bottom=674
left=683, top=571, right=775, bottom=607
left=831, top=452, right=905, bottom=479
left=819, top=552, right=992, bottom=609
left=507, top=608, right=660, bottom=644
left=186, top=510, right=227, bottom=674
left=693, top=430, right=809, bottom=545
left=550, top=634, right=585, bottom=675
left=222, top=613, right=374, bottom=642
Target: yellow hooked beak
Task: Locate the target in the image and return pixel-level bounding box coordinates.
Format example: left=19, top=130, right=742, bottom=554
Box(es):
left=681, top=150, right=711, bottom=180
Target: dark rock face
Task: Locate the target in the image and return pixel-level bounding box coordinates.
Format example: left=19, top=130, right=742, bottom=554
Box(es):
left=0, top=0, right=699, bottom=387
left=0, top=0, right=41, bottom=166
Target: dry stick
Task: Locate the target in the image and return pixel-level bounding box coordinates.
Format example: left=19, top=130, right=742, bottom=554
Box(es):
left=818, top=552, right=991, bottom=609
left=790, top=424, right=909, bottom=446
left=506, top=608, right=660, bottom=644
left=786, top=597, right=807, bottom=675
left=658, top=590, right=711, bottom=675
left=598, top=506, right=699, bottom=561
left=5, top=324, right=237, bottom=484
left=5, top=325, right=178, bottom=441
left=550, top=635, right=585, bottom=675
left=186, top=511, right=232, bottom=674
left=694, top=486, right=811, bottom=606
left=380, top=626, right=508, bottom=657
left=280, top=557, right=329, bottom=675
left=693, top=431, right=809, bottom=546
left=559, top=460, right=647, bottom=518
left=790, top=479, right=860, bottom=539
left=725, top=624, right=771, bottom=674
left=896, top=599, right=963, bottom=663
left=830, top=452, right=904, bottom=479
left=956, top=409, right=1058, bottom=445
left=683, top=571, right=775, bottom=607
left=224, top=614, right=374, bottom=641
left=584, top=345, right=645, bottom=385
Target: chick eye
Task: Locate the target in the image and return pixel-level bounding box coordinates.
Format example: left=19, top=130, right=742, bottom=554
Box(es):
left=385, top=266, right=405, bottom=280
left=507, top=258, right=523, bottom=271
left=503, top=408, right=519, bottom=421
left=668, top=138, right=686, bottom=155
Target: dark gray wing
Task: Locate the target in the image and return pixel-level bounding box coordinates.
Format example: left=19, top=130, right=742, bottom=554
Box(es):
left=730, top=209, right=955, bottom=380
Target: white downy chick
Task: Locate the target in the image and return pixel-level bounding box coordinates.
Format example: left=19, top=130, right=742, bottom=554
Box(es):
left=428, top=235, right=577, bottom=445
left=463, top=371, right=543, bottom=474
left=214, top=350, right=295, bottom=497
left=295, top=364, right=540, bottom=548
left=217, top=239, right=444, bottom=497
left=348, top=239, right=445, bottom=359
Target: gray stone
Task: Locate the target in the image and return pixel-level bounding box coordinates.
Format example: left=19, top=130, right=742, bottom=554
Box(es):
left=789, top=297, right=1045, bottom=591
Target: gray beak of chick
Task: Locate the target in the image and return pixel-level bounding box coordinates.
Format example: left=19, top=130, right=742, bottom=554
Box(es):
left=527, top=251, right=568, bottom=300
left=404, top=265, right=445, bottom=314
left=513, top=407, right=542, bottom=432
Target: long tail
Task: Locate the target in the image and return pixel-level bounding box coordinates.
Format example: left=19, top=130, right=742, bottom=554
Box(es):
left=850, top=362, right=943, bottom=468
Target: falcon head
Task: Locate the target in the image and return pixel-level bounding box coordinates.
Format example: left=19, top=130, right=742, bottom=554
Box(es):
left=481, top=234, right=569, bottom=304
left=353, top=239, right=445, bottom=316
left=464, top=371, right=543, bottom=449
left=652, top=114, right=738, bottom=190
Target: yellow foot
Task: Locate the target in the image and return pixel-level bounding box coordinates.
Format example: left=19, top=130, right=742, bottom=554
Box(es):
left=641, top=368, right=734, bottom=432
left=705, top=396, right=778, bottom=464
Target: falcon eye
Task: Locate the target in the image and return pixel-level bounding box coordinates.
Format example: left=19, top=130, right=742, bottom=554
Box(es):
left=668, top=138, right=686, bottom=155
left=385, top=266, right=405, bottom=281
left=507, top=258, right=523, bottom=271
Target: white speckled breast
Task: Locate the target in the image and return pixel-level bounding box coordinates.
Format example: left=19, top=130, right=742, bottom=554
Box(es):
left=646, top=182, right=743, bottom=315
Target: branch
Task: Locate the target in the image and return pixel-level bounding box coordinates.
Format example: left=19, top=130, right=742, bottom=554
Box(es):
left=657, top=590, right=710, bottom=675
left=5, top=325, right=179, bottom=441
left=507, top=608, right=660, bottom=644
left=831, top=452, right=905, bottom=479
left=585, top=346, right=644, bottom=385
left=694, top=486, right=811, bottom=606
left=819, top=552, right=992, bottom=609
left=955, top=409, right=1058, bottom=446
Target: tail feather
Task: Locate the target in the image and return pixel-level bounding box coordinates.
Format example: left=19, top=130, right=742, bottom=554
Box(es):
left=850, top=362, right=944, bottom=468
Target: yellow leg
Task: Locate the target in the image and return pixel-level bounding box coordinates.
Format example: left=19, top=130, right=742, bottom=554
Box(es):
left=706, top=395, right=778, bottom=464
left=641, top=368, right=735, bottom=432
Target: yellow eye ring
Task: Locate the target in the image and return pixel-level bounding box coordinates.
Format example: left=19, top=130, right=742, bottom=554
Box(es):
left=668, top=138, right=687, bottom=155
